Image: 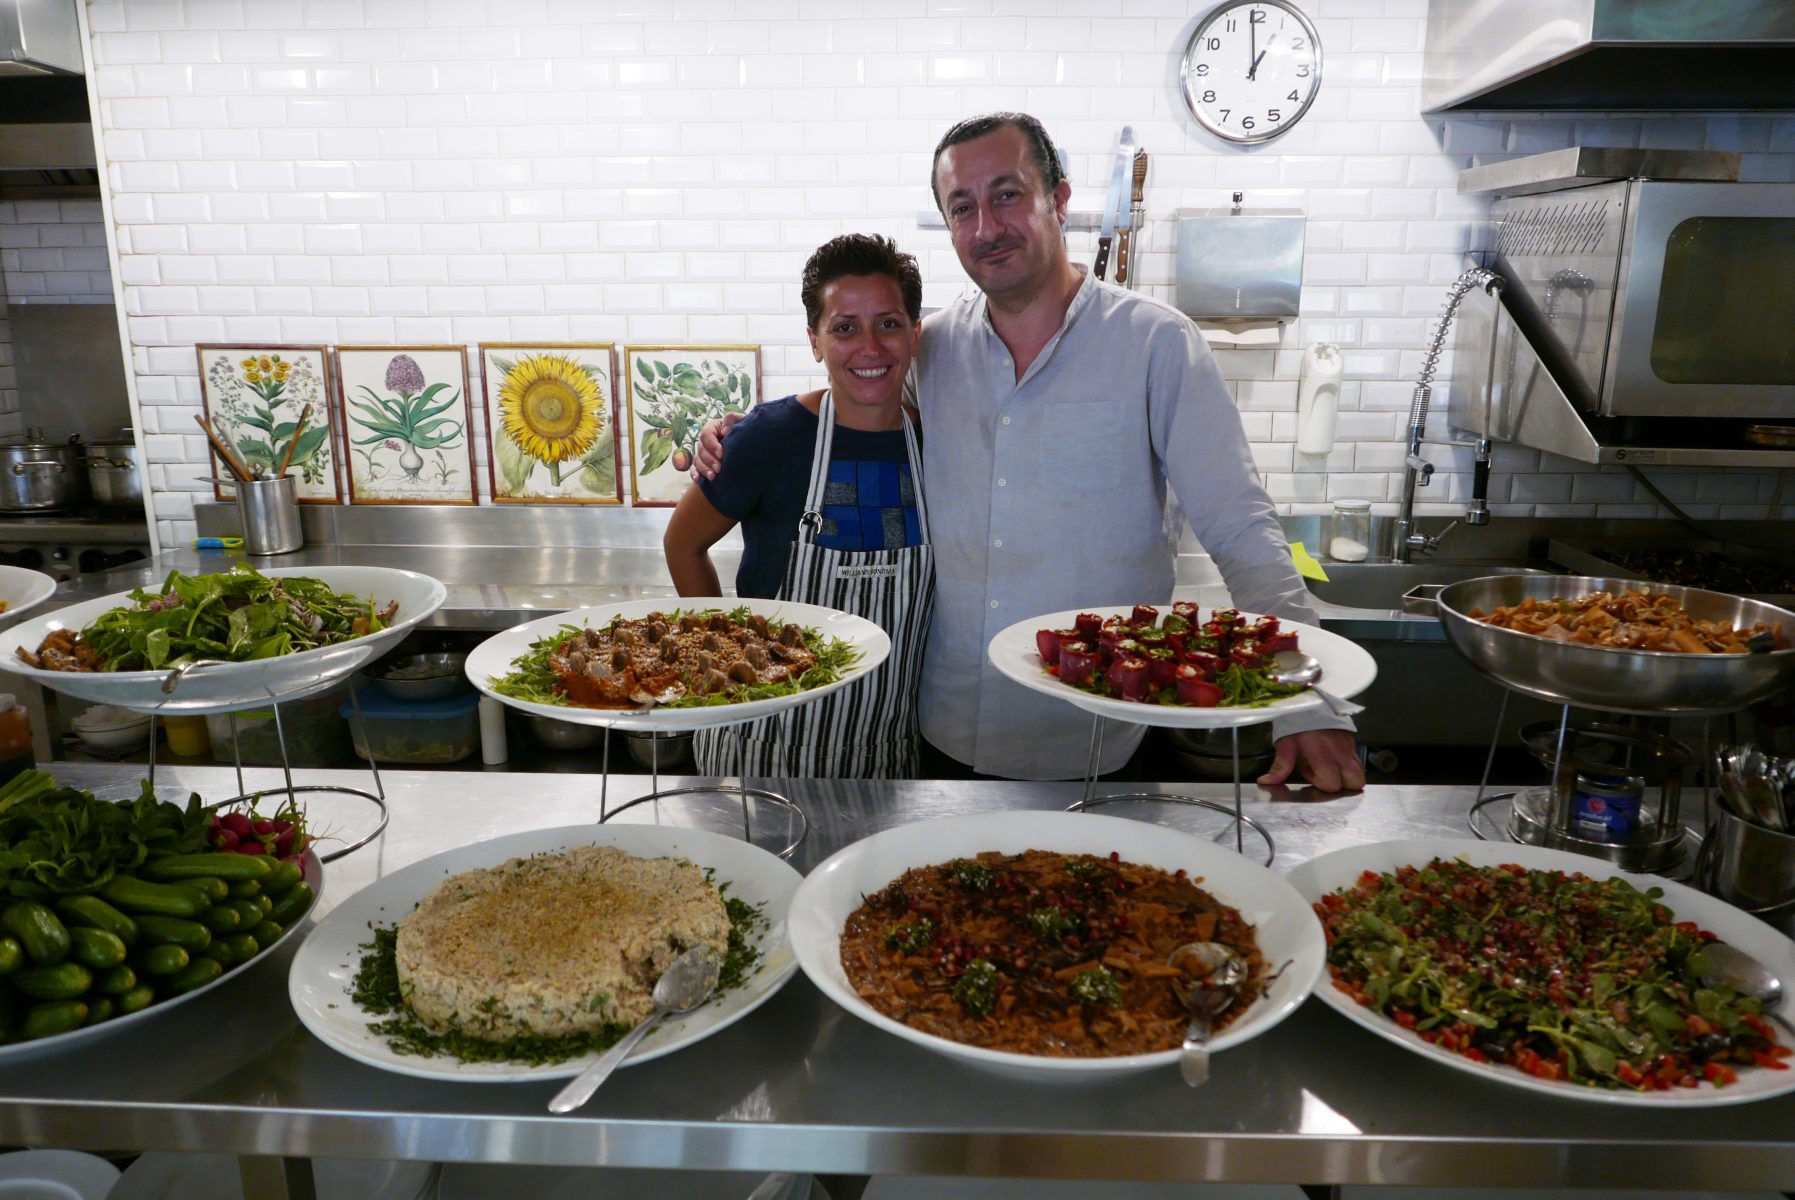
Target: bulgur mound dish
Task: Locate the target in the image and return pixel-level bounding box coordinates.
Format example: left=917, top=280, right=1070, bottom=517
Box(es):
left=395, top=845, right=730, bottom=1042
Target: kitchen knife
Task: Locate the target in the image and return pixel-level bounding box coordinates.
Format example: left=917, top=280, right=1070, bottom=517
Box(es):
left=1115, top=148, right=1148, bottom=287
left=1092, top=125, right=1135, bottom=281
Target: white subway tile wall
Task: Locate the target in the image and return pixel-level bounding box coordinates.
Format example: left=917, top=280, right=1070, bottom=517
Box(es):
left=28, top=0, right=1793, bottom=546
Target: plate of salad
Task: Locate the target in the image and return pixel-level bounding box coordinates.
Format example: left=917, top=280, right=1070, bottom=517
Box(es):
left=988, top=605, right=1376, bottom=729
left=0, top=564, right=446, bottom=714
left=468, top=597, right=890, bottom=732
left=0, top=768, right=321, bottom=1059
left=1288, top=837, right=1795, bottom=1107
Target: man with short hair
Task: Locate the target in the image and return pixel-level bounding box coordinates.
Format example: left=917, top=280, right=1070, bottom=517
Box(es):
left=707, top=111, right=1363, bottom=789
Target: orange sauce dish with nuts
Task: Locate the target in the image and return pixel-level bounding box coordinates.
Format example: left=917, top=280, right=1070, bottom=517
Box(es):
left=839, top=849, right=1266, bottom=1058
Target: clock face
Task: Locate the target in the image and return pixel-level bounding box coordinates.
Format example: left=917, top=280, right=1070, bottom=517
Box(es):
left=1180, top=1, right=1323, bottom=144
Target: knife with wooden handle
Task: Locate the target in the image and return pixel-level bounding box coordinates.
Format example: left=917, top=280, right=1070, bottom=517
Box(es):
left=1115, top=149, right=1148, bottom=288
left=1093, top=126, right=1135, bottom=281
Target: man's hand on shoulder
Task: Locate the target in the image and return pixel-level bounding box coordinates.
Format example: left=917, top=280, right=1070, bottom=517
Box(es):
left=691, top=410, right=746, bottom=481
left=1258, top=729, right=1365, bottom=794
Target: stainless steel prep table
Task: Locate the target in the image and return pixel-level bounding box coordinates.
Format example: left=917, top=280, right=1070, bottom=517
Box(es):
left=1, top=766, right=1791, bottom=1192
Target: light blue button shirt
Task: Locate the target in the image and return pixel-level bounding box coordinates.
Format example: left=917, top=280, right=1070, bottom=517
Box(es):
left=916, top=268, right=1345, bottom=779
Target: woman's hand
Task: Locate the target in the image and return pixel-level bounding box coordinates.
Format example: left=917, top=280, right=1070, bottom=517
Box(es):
left=691, top=411, right=747, bottom=481
left=1258, top=729, right=1365, bottom=793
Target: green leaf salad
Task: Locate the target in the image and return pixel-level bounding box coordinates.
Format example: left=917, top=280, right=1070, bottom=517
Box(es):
left=27, top=565, right=397, bottom=672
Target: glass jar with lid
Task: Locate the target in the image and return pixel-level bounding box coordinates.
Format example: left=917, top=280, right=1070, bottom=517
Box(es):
left=1327, top=499, right=1371, bottom=562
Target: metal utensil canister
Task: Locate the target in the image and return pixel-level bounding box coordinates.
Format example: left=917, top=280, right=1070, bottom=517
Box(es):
left=235, top=475, right=303, bottom=556
left=1697, top=805, right=1795, bottom=914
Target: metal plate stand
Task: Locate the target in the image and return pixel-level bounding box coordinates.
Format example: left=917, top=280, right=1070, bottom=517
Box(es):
left=594, top=725, right=807, bottom=861
left=1065, top=714, right=1275, bottom=866
left=144, top=668, right=388, bottom=864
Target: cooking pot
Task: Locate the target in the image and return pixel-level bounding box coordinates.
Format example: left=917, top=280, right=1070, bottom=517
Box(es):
left=0, top=434, right=88, bottom=512
left=85, top=431, right=142, bottom=509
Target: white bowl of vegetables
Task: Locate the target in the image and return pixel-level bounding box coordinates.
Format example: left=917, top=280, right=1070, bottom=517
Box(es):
left=0, top=564, right=447, bottom=715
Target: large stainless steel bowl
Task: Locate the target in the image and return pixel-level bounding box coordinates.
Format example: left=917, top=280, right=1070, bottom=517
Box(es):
left=1435, top=575, right=1795, bottom=715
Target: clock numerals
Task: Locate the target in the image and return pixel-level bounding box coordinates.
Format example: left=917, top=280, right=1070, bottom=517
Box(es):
left=1179, top=0, right=1322, bottom=143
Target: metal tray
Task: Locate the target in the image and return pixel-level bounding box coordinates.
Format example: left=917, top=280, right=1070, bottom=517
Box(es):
left=1435, top=574, right=1795, bottom=715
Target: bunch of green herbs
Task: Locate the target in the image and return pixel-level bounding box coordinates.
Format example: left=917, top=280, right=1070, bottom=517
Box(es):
left=0, top=769, right=209, bottom=898
left=75, top=564, right=392, bottom=671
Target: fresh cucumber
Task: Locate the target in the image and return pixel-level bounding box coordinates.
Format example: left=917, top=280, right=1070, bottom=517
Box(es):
left=0, top=936, right=22, bottom=974
left=226, top=879, right=262, bottom=900
left=163, top=957, right=224, bottom=995
left=135, top=915, right=211, bottom=953
left=98, top=876, right=208, bottom=919
left=223, top=932, right=259, bottom=961
left=184, top=876, right=229, bottom=904
left=268, top=882, right=314, bottom=927
left=84, top=997, right=115, bottom=1025
left=54, top=894, right=139, bottom=946
left=1, top=900, right=69, bottom=965
left=262, top=860, right=304, bottom=895
left=250, top=920, right=284, bottom=947
left=95, top=964, right=137, bottom=995
left=199, top=940, right=236, bottom=967
left=141, top=853, right=274, bottom=882
left=116, top=984, right=155, bottom=1015
left=20, top=1000, right=87, bottom=1040
left=197, top=905, right=242, bottom=934
left=226, top=900, right=264, bottom=926
left=133, top=944, right=188, bottom=977
left=10, top=961, right=93, bottom=1001
left=67, top=926, right=127, bottom=970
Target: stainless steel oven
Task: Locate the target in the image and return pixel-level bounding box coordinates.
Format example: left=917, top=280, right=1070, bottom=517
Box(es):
left=1489, top=177, right=1795, bottom=421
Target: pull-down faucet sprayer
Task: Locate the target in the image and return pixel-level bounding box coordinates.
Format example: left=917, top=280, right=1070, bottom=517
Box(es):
left=1393, top=266, right=1505, bottom=562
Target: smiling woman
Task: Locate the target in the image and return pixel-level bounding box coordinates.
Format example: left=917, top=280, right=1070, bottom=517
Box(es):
left=661, top=233, right=935, bottom=779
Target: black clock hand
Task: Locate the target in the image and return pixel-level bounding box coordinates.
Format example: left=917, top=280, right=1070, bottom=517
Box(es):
left=1249, top=49, right=1266, bottom=80
left=1248, top=11, right=1257, bottom=79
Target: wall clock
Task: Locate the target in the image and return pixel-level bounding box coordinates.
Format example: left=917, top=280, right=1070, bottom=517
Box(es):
left=1179, top=0, right=1323, bottom=144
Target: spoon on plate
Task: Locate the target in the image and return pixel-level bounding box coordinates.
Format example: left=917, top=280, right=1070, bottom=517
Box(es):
left=548, top=945, right=721, bottom=1114
left=1168, top=941, right=1247, bottom=1087
left=1268, top=651, right=1365, bottom=718
left=1695, top=942, right=1795, bottom=1038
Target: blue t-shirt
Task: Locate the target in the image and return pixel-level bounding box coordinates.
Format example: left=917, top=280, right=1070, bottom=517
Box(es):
left=699, top=396, right=922, bottom=599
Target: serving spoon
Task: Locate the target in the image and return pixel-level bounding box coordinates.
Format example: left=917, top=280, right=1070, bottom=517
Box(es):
left=1268, top=651, right=1365, bottom=718
left=1168, top=941, right=1246, bottom=1087
left=548, top=945, right=721, bottom=1114
left=1696, top=942, right=1795, bottom=1038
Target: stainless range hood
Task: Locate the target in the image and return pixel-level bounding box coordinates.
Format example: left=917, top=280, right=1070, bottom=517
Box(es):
left=1424, top=0, right=1795, bottom=113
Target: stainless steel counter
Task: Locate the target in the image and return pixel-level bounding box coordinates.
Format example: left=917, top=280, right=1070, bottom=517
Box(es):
left=2, top=766, right=1792, bottom=1191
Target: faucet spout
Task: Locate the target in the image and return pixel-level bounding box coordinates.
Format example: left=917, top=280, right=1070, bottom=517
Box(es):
left=1395, top=268, right=1503, bottom=562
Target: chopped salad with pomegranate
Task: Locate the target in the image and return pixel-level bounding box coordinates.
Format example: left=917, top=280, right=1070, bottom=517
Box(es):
left=1034, top=604, right=1307, bottom=708
left=1315, top=858, right=1790, bottom=1091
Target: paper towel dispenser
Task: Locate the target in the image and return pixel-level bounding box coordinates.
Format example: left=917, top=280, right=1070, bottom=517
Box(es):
left=1173, top=196, right=1305, bottom=322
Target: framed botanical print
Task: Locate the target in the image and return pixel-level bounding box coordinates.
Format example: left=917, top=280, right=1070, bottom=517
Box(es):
left=622, top=345, right=760, bottom=506
left=335, top=345, right=478, bottom=505
left=196, top=344, right=340, bottom=503
left=477, top=343, right=623, bottom=505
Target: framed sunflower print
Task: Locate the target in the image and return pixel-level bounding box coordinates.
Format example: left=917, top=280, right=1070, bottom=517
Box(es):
left=335, top=345, right=478, bottom=505
left=622, top=345, right=760, bottom=506
left=477, top=343, right=623, bottom=505
left=196, top=344, right=340, bottom=503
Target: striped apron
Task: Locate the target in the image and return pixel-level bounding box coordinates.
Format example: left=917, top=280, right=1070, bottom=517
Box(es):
left=694, top=394, right=934, bottom=779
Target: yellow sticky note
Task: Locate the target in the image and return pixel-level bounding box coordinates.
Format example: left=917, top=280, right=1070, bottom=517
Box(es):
left=1290, top=541, right=1330, bottom=583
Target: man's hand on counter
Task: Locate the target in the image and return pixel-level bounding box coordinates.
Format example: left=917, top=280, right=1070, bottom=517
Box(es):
left=1259, top=728, right=1365, bottom=794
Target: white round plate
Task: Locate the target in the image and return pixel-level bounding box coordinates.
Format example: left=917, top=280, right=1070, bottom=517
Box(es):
left=0, top=566, right=447, bottom=714
left=1287, top=837, right=1795, bottom=1108
left=289, top=823, right=803, bottom=1082
left=789, top=809, right=1324, bottom=1080
left=0, top=851, right=321, bottom=1063
left=0, top=1150, right=120, bottom=1199
left=466, top=597, right=892, bottom=733
left=987, top=606, right=1376, bottom=729
left=0, top=565, right=58, bottom=625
